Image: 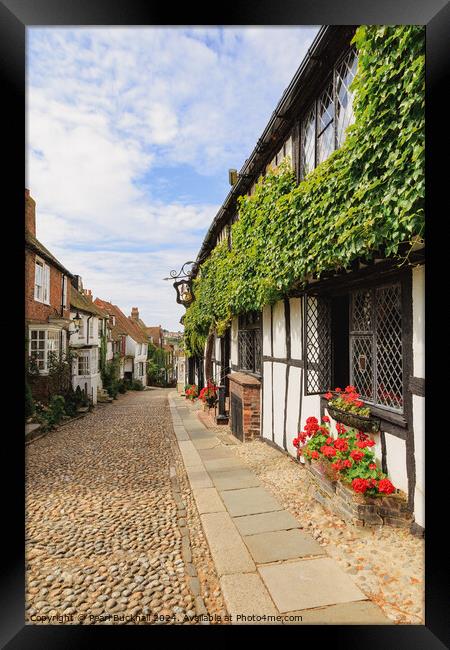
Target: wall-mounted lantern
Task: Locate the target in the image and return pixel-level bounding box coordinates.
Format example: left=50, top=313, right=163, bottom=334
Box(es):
left=163, top=261, right=195, bottom=307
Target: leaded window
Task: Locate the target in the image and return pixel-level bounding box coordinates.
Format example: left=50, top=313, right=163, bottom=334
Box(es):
left=336, top=49, right=358, bottom=147
left=299, top=48, right=357, bottom=176
left=316, top=82, right=335, bottom=165
left=78, top=352, right=90, bottom=376
left=300, top=105, right=316, bottom=179
left=238, top=311, right=262, bottom=375
left=350, top=284, right=403, bottom=412
left=304, top=295, right=332, bottom=394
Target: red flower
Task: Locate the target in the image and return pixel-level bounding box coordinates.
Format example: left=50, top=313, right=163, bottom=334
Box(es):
left=356, top=431, right=369, bottom=441
left=352, top=478, right=370, bottom=493
left=311, top=450, right=319, bottom=460
left=378, top=479, right=395, bottom=494
left=369, top=463, right=377, bottom=470
left=326, top=437, right=333, bottom=445
left=320, top=445, right=337, bottom=458
left=324, top=392, right=333, bottom=400
left=345, top=385, right=357, bottom=393
left=331, top=460, right=344, bottom=471
left=344, top=459, right=353, bottom=468
left=355, top=400, right=364, bottom=407
left=350, top=450, right=365, bottom=462
left=334, top=438, right=349, bottom=452
left=322, top=415, right=330, bottom=423
left=365, top=439, right=375, bottom=447
left=336, top=423, right=347, bottom=435
left=293, top=437, right=300, bottom=448
left=335, top=387, right=342, bottom=393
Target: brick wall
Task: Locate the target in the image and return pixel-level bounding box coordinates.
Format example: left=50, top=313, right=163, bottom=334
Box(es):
left=25, top=248, right=70, bottom=322
left=229, top=372, right=261, bottom=441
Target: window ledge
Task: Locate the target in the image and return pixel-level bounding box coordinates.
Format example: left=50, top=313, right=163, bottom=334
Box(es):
left=368, top=405, right=407, bottom=428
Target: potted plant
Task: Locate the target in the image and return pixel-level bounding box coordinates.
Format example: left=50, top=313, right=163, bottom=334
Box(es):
left=185, top=384, right=198, bottom=401
left=293, top=416, right=397, bottom=498
left=322, top=386, right=380, bottom=433
left=199, top=381, right=218, bottom=409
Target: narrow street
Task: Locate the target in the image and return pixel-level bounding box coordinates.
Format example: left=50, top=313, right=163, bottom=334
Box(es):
left=25, top=389, right=225, bottom=625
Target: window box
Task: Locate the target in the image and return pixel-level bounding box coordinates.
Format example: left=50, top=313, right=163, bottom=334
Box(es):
left=327, top=405, right=380, bottom=434
left=304, top=458, right=412, bottom=527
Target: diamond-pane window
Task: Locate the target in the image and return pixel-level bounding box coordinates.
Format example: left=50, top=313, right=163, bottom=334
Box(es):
left=336, top=49, right=357, bottom=147
left=317, top=83, right=335, bottom=165
left=304, top=295, right=332, bottom=394
left=350, top=284, right=403, bottom=412
left=238, top=312, right=262, bottom=375
left=300, top=105, right=316, bottom=179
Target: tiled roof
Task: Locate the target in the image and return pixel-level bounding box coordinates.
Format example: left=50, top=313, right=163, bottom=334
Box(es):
left=25, top=232, right=73, bottom=277
left=94, top=298, right=148, bottom=344
left=70, top=288, right=109, bottom=317
left=146, top=326, right=163, bottom=346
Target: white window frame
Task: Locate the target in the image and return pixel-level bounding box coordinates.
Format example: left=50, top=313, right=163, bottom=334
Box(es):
left=34, top=257, right=50, bottom=304
left=77, top=351, right=90, bottom=376
left=78, top=316, right=85, bottom=339
left=29, top=327, right=61, bottom=373
left=89, top=318, right=94, bottom=338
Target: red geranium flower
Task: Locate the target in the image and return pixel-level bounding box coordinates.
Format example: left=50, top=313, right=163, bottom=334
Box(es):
left=352, top=478, right=370, bottom=493
left=378, top=479, right=395, bottom=494
left=345, top=385, right=357, bottom=393
left=335, top=387, right=342, bottom=393
left=324, top=392, right=333, bottom=400
left=369, top=463, right=377, bottom=470
left=311, top=450, right=319, bottom=460
left=336, top=423, right=347, bottom=435
left=326, top=437, right=333, bottom=445
left=320, top=445, right=337, bottom=458
left=334, top=438, right=348, bottom=452
left=322, top=415, right=330, bottom=423
left=350, top=450, right=365, bottom=462
left=344, top=459, right=353, bottom=468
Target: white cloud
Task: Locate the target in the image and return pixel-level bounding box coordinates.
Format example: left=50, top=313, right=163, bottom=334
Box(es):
left=27, top=25, right=319, bottom=330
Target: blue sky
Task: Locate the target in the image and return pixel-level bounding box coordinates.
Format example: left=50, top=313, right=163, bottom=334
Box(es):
left=26, top=26, right=319, bottom=330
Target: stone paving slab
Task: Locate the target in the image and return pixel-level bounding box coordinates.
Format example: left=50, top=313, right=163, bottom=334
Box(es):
left=220, top=573, right=280, bottom=624
left=198, top=447, right=236, bottom=460
left=243, top=529, right=325, bottom=564
left=210, top=469, right=261, bottom=491
left=178, top=441, right=203, bottom=467
left=221, top=487, right=282, bottom=517
left=203, top=457, right=244, bottom=472
left=186, top=467, right=213, bottom=489
left=188, top=429, right=216, bottom=439
left=233, top=510, right=301, bottom=536
left=191, top=437, right=221, bottom=450
left=200, top=512, right=256, bottom=576
left=193, top=487, right=226, bottom=514
left=258, top=558, right=367, bottom=613
left=282, top=600, right=390, bottom=624
left=173, top=425, right=190, bottom=441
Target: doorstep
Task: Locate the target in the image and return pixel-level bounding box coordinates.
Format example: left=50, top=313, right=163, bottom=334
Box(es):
left=168, top=391, right=390, bottom=625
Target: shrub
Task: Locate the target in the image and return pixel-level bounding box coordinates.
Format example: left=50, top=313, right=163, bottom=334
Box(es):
left=49, top=395, right=66, bottom=425
left=118, top=379, right=127, bottom=394
left=131, top=379, right=144, bottom=391
left=25, top=382, right=35, bottom=419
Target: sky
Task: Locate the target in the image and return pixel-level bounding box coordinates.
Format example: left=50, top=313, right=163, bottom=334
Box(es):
left=27, top=26, right=319, bottom=331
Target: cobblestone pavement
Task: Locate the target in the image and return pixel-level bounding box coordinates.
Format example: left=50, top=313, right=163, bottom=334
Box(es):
left=189, top=399, right=425, bottom=625
left=25, top=389, right=226, bottom=625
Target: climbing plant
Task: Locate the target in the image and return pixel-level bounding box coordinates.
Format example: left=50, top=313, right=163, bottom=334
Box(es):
left=183, top=25, right=425, bottom=355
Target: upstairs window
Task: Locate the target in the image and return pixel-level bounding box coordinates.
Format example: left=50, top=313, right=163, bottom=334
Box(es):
left=78, top=352, right=90, bottom=376
left=300, top=48, right=357, bottom=178
left=78, top=317, right=84, bottom=339
left=89, top=318, right=94, bottom=338
left=34, top=258, right=50, bottom=304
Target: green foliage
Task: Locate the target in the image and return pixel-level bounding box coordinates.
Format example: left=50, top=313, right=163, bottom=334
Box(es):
left=117, top=379, right=127, bottom=394
left=183, top=26, right=424, bottom=354
left=147, top=342, right=170, bottom=386
left=131, top=379, right=144, bottom=391
left=25, top=381, right=35, bottom=419
left=36, top=394, right=67, bottom=430
left=102, top=353, right=121, bottom=398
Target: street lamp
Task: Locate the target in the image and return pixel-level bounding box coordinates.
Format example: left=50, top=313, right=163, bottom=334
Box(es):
left=68, top=311, right=82, bottom=337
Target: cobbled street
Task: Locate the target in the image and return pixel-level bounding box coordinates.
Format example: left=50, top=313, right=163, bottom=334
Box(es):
left=25, top=389, right=225, bottom=625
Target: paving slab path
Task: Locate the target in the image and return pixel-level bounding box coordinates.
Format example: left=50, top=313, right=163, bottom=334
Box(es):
left=169, top=393, right=391, bottom=625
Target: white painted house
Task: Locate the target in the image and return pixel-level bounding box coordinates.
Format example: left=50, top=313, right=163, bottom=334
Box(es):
left=69, top=277, right=110, bottom=405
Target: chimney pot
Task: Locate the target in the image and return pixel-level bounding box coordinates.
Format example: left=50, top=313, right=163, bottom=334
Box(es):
left=131, top=307, right=139, bottom=320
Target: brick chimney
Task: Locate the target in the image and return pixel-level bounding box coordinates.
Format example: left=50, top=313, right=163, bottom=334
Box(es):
left=25, top=189, right=36, bottom=236
left=85, top=289, right=93, bottom=301
left=131, top=307, right=139, bottom=321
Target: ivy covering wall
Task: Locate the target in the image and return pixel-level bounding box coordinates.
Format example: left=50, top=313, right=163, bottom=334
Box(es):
left=183, top=25, right=425, bottom=355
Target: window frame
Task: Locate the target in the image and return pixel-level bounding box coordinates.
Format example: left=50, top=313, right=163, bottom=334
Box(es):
left=34, top=256, right=50, bottom=305
left=29, top=327, right=61, bottom=373
left=237, top=311, right=262, bottom=377
left=77, top=351, right=90, bottom=376
left=299, top=46, right=357, bottom=180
